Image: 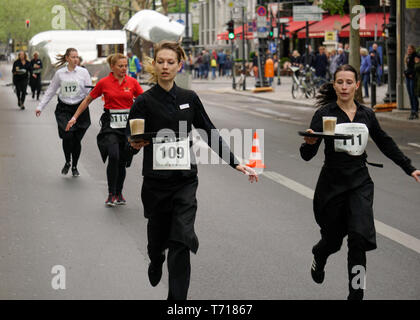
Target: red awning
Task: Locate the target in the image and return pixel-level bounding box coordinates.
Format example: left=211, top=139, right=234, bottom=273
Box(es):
left=297, top=14, right=350, bottom=38
left=339, top=13, right=389, bottom=37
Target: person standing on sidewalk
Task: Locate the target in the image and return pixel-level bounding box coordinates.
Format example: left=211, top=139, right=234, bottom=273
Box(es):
left=405, top=45, right=419, bottom=120
left=265, top=55, right=274, bottom=87
left=300, top=64, right=420, bottom=300
left=12, top=51, right=31, bottom=109
left=415, top=54, right=420, bottom=105
left=127, top=50, right=142, bottom=80
left=126, top=41, right=258, bottom=300
left=360, top=48, right=371, bottom=99
left=35, top=48, right=92, bottom=177
left=30, top=51, right=43, bottom=100
left=66, top=53, right=144, bottom=206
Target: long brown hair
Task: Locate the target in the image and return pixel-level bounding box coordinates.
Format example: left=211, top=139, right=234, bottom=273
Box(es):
left=315, top=64, right=359, bottom=108
left=54, top=48, right=77, bottom=68
left=144, top=40, right=187, bottom=84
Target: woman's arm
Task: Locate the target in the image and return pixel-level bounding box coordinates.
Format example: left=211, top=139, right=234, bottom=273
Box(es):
left=65, top=95, right=94, bottom=131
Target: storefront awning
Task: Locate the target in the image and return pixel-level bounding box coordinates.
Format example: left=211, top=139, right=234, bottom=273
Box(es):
left=339, top=13, right=389, bottom=38
left=297, top=14, right=350, bottom=38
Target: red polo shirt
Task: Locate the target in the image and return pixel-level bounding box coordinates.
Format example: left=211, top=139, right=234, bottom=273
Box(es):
left=90, top=72, right=144, bottom=109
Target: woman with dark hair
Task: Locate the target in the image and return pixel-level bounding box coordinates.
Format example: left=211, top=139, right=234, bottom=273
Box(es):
left=66, top=53, right=144, bottom=206
left=126, top=40, right=258, bottom=300
left=36, top=48, right=92, bottom=177
left=300, top=64, right=420, bottom=300
left=405, top=45, right=419, bottom=119
left=12, top=51, right=31, bottom=109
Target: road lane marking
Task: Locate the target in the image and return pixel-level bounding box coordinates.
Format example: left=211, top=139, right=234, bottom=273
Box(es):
left=262, top=170, right=420, bottom=254
left=408, top=143, right=420, bottom=149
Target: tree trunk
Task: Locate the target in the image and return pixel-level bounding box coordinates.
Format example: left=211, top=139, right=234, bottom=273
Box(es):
left=349, top=0, right=363, bottom=103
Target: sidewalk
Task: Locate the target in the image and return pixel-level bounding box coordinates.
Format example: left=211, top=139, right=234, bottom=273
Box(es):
left=194, top=74, right=419, bottom=125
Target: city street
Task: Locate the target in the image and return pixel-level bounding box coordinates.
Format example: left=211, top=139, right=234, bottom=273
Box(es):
left=1, top=63, right=420, bottom=300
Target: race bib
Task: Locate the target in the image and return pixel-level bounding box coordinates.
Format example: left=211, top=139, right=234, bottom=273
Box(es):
left=153, top=137, right=191, bottom=170
left=109, top=109, right=129, bottom=129
left=334, top=123, right=369, bottom=156
left=61, top=81, right=80, bottom=98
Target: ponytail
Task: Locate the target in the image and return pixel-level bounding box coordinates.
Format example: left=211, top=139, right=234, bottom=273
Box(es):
left=54, top=48, right=77, bottom=68
left=315, top=82, right=336, bottom=108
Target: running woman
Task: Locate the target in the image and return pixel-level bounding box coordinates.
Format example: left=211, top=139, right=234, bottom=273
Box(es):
left=12, top=51, right=31, bottom=109
left=300, top=64, right=420, bottom=300
left=36, top=48, right=92, bottom=177
left=66, top=53, right=144, bottom=206
left=127, top=41, right=258, bottom=300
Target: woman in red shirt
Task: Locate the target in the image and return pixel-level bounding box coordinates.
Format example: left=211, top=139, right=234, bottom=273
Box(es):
left=66, top=53, right=144, bottom=206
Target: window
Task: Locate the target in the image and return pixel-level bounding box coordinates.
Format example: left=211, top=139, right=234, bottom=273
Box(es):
left=97, top=44, right=124, bottom=58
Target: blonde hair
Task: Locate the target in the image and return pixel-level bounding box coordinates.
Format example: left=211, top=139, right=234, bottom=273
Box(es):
left=360, top=48, right=368, bottom=56
left=144, top=40, right=187, bottom=84
left=106, top=53, right=127, bottom=67
left=54, top=48, right=77, bottom=68
left=16, top=51, right=29, bottom=62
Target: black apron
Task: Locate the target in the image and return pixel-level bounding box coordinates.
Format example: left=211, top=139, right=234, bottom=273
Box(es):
left=313, top=161, right=377, bottom=251
left=96, top=109, right=135, bottom=167
left=141, top=175, right=199, bottom=254
left=54, top=98, right=91, bottom=140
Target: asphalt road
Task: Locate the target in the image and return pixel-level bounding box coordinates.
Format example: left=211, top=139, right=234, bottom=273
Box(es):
left=0, top=66, right=419, bottom=300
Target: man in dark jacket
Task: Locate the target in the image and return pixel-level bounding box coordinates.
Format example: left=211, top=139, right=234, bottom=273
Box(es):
left=314, top=46, right=328, bottom=78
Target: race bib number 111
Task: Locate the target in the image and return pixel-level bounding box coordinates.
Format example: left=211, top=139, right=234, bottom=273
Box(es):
left=334, top=123, right=369, bottom=156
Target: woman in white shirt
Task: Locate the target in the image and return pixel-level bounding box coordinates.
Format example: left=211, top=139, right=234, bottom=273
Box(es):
left=35, top=48, right=92, bottom=177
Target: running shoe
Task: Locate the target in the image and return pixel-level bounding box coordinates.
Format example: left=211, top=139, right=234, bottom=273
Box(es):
left=105, top=193, right=116, bottom=207
left=115, top=193, right=126, bottom=205
left=71, top=167, right=80, bottom=177
left=310, top=255, right=325, bottom=284
left=61, top=162, right=71, bottom=175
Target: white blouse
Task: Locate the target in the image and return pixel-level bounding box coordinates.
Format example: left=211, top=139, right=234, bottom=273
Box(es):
left=36, top=65, right=92, bottom=111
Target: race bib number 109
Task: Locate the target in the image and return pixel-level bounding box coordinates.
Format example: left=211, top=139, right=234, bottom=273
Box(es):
left=334, top=123, right=369, bottom=156
left=153, top=138, right=191, bottom=170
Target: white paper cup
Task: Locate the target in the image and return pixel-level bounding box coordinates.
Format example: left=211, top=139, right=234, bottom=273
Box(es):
left=129, top=119, right=145, bottom=135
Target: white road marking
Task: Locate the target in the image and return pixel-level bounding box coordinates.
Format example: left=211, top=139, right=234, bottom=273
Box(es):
left=262, top=170, right=420, bottom=255
left=408, top=143, right=420, bottom=149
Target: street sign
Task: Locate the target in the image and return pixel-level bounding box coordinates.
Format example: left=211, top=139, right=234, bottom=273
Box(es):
left=257, top=6, right=267, bottom=17
left=269, top=42, right=276, bottom=54
left=279, top=18, right=290, bottom=23
left=233, top=0, right=246, bottom=8
left=268, top=3, right=278, bottom=17
left=257, top=15, right=266, bottom=27
left=293, top=6, right=323, bottom=21
left=273, top=27, right=278, bottom=38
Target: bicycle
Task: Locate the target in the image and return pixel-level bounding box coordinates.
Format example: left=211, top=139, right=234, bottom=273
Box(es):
left=289, top=66, right=315, bottom=99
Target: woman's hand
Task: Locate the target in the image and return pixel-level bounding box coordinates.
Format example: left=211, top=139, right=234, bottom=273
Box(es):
left=66, top=117, right=77, bottom=131
left=129, top=138, right=150, bottom=150
left=235, top=165, right=258, bottom=183
left=411, top=170, right=420, bottom=183
left=303, top=129, right=319, bottom=145
left=35, top=109, right=41, bottom=117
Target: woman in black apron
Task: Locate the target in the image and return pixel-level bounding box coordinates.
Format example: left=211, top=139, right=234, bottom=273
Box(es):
left=300, top=64, right=420, bottom=300
left=30, top=51, right=43, bottom=100
left=66, top=53, right=144, bottom=206
left=36, top=48, right=91, bottom=177
left=127, top=41, right=258, bottom=300
left=12, top=51, right=31, bottom=109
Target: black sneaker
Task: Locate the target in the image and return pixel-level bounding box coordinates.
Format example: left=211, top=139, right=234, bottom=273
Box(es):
left=71, top=167, right=80, bottom=177
left=311, top=256, right=325, bottom=284
left=20, top=105, right=25, bottom=110
left=115, top=193, right=126, bottom=205
left=409, top=113, right=415, bottom=120
left=105, top=193, right=116, bottom=207
left=148, top=254, right=165, bottom=287
left=61, top=162, right=71, bottom=175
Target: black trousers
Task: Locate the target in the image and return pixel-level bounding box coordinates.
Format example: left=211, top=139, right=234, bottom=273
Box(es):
left=312, top=230, right=367, bottom=300
left=147, top=216, right=191, bottom=300
left=62, top=130, right=85, bottom=167
left=106, top=142, right=127, bottom=195
left=15, top=79, right=28, bottom=105
left=30, top=74, right=41, bottom=99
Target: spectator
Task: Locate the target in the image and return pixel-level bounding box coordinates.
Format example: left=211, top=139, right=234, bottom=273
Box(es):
left=360, top=48, right=371, bottom=99
left=210, top=56, right=217, bottom=80
left=301, top=45, right=316, bottom=68
left=314, top=46, right=328, bottom=79
left=336, top=47, right=346, bottom=67
left=328, top=49, right=339, bottom=81
left=127, top=50, right=142, bottom=79
left=344, top=43, right=350, bottom=64
left=415, top=54, right=420, bottom=107
left=370, top=43, right=382, bottom=86
left=217, top=50, right=226, bottom=77
left=202, top=50, right=210, bottom=79
left=405, top=45, right=419, bottom=119
left=225, top=55, right=232, bottom=77
left=193, top=53, right=201, bottom=79
left=252, top=52, right=259, bottom=81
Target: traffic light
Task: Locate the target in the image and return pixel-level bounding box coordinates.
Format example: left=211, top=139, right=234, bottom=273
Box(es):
left=282, top=23, right=289, bottom=35
left=268, top=27, right=273, bottom=39
left=227, top=20, right=235, bottom=40
left=25, top=19, right=30, bottom=29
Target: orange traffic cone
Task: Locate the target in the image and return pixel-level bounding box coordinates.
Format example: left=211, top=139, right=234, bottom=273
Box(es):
left=246, top=131, right=266, bottom=172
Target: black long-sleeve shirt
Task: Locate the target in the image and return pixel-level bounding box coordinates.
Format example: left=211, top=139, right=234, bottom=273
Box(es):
left=300, top=102, right=416, bottom=176
left=12, top=59, right=31, bottom=82
left=126, top=83, right=239, bottom=179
